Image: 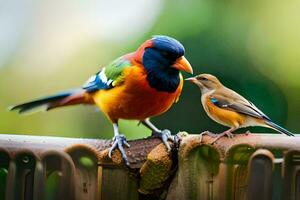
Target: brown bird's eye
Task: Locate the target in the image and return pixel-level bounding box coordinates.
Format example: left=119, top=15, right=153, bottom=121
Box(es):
left=198, top=77, right=208, bottom=81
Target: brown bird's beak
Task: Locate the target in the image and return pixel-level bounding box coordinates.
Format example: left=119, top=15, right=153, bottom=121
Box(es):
left=185, top=77, right=204, bottom=89
left=184, top=77, right=197, bottom=83
left=172, top=56, right=193, bottom=74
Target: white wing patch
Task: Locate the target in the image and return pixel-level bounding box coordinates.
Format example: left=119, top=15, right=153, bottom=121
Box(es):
left=84, top=75, right=96, bottom=85
left=99, top=68, right=113, bottom=86
left=82, top=67, right=113, bottom=91
left=99, top=68, right=108, bottom=83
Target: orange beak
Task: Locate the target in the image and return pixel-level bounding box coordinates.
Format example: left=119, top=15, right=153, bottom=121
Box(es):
left=172, top=56, right=193, bottom=74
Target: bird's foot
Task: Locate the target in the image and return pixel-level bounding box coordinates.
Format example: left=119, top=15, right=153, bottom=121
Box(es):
left=211, top=131, right=234, bottom=144
left=109, top=135, right=130, bottom=167
left=199, top=131, right=217, bottom=143
left=152, top=129, right=174, bottom=152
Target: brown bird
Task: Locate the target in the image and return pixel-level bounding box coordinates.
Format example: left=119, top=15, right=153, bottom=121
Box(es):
left=186, top=73, right=294, bottom=143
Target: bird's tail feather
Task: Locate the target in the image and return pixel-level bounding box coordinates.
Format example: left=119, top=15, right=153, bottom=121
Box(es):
left=9, top=89, right=93, bottom=114
left=265, top=120, right=294, bottom=137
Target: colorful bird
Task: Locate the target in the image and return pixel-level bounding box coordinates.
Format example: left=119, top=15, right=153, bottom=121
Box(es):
left=10, top=35, right=193, bottom=166
left=185, top=74, right=294, bottom=143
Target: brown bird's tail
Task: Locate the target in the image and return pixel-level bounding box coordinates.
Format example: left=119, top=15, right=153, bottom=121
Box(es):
left=9, top=89, right=94, bottom=114
left=265, top=120, right=294, bottom=137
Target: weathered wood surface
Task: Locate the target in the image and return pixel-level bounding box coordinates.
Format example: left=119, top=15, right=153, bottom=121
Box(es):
left=0, top=133, right=299, bottom=200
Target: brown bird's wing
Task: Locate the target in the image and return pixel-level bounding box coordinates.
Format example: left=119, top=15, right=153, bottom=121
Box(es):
left=210, top=87, right=271, bottom=120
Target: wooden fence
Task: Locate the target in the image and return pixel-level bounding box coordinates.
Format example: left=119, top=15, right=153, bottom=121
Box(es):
left=0, top=133, right=299, bottom=200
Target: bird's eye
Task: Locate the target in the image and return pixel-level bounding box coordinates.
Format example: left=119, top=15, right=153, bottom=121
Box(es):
left=162, top=51, right=169, bottom=57
left=198, top=77, right=208, bottom=81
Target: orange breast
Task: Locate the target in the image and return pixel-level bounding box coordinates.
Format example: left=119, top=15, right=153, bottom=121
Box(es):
left=92, top=65, right=183, bottom=122
left=203, top=96, right=246, bottom=128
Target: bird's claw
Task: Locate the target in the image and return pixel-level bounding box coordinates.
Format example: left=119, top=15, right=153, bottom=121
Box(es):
left=199, top=131, right=216, bottom=143
left=152, top=129, right=174, bottom=152
left=109, top=135, right=130, bottom=166
left=211, top=131, right=234, bottom=144
left=245, top=130, right=252, bottom=135
left=226, top=132, right=234, bottom=139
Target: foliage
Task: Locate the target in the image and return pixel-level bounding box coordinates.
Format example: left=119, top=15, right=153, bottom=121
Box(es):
left=0, top=0, right=299, bottom=139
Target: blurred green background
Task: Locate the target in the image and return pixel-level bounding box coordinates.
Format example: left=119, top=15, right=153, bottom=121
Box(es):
left=0, top=0, right=299, bottom=139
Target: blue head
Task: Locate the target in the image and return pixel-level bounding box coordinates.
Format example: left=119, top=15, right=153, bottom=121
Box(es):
left=138, top=35, right=193, bottom=92
left=151, top=35, right=185, bottom=60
